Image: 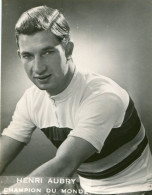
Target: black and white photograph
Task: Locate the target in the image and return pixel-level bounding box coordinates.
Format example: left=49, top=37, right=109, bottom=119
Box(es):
left=1, top=0, right=152, bottom=194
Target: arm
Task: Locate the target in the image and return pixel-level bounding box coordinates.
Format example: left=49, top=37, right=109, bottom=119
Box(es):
left=5, top=136, right=96, bottom=194
left=0, top=135, right=25, bottom=174
left=30, top=136, right=96, bottom=177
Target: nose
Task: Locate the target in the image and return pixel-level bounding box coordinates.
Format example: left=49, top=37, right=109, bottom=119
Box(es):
left=33, top=55, right=47, bottom=74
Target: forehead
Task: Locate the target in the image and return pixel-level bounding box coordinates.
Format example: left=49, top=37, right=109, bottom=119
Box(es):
left=18, top=31, right=60, bottom=52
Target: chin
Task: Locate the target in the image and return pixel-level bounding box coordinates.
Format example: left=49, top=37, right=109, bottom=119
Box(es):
left=37, top=87, right=46, bottom=91
left=32, top=80, right=56, bottom=93
left=34, top=83, right=49, bottom=91
left=37, top=84, right=55, bottom=93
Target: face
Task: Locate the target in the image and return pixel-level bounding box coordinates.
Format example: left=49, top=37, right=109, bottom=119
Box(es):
left=18, top=31, right=71, bottom=95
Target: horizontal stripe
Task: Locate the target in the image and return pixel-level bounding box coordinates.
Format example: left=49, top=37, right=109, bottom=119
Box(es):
left=84, top=97, right=141, bottom=163
left=41, top=126, right=71, bottom=147
left=78, top=123, right=145, bottom=173
left=77, top=135, right=148, bottom=179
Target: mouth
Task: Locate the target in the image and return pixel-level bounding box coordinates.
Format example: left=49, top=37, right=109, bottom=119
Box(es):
left=34, top=74, right=52, bottom=82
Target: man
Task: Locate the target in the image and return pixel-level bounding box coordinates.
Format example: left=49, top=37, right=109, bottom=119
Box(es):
left=0, top=5, right=152, bottom=195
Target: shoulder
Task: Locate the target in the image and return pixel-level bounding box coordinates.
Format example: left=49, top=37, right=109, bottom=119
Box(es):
left=24, top=85, right=44, bottom=97
left=17, top=85, right=48, bottom=110
left=22, top=85, right=46, bottom=101
left=78, top=71, right=129, bottom=110
left=79, top=92, right=126, bottom=119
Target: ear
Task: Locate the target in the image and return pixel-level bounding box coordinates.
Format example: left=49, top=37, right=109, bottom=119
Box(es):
left=17, top=49, right=21, bottom=58
left=64, top=41, right=74, bottom=59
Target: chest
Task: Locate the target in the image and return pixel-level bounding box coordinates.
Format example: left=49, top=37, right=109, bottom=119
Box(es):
left=31, top=96, right=81, bottom=129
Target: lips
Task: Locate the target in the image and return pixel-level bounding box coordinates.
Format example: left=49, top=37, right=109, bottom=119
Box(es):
left=34, top=74, right=52, bottom=82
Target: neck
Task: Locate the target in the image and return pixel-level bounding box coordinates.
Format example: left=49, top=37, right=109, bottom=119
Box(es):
left=62, top=60, right=76, bottom=92
left=47, top=60, right=76, bottom=96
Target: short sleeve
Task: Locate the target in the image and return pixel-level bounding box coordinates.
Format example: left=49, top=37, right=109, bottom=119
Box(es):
left=2, top=90, right=36, bottom=144
left=68, top=93, right=125, bottom=153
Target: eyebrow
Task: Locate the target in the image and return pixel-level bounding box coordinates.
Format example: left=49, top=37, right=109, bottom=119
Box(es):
left=41, top=46, right=56, bottom=51
left=20, top=51, right=31, bottom=56
left=20, top=46, right=57, bottom=55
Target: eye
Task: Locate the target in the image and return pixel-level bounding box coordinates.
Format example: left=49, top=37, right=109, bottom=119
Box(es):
left=42, top=50, right=54, bottom=56
left=21, top=53, right=33, bottom=60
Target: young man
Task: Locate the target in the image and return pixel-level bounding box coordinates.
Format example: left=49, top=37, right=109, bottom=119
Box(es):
left=0, top=5, right=152, bottom=195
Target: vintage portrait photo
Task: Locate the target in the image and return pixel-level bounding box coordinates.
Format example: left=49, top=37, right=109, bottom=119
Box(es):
left=1, top=0, right=152, bottom=194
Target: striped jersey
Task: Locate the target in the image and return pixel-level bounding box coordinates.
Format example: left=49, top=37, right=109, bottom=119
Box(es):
left=2, top=68, right=152, bottom=194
